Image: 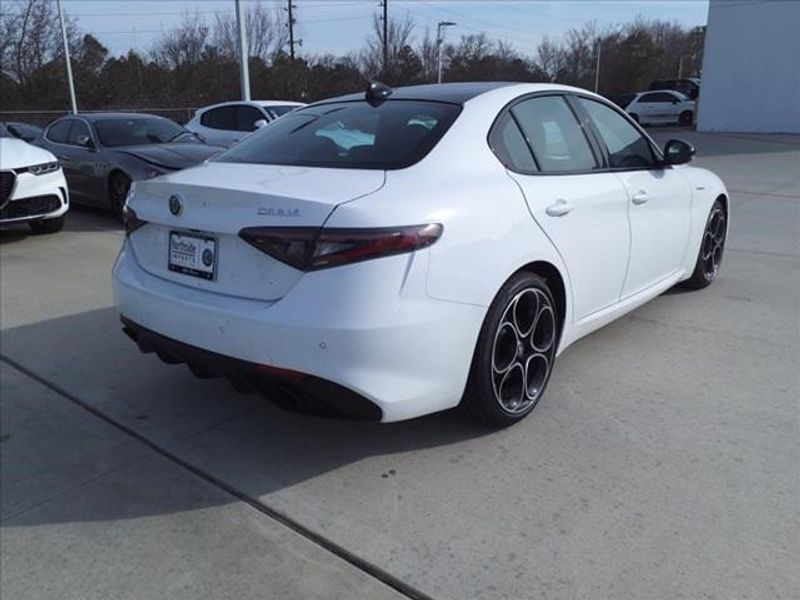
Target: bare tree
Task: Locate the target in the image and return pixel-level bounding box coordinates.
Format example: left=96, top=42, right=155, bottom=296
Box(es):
left=212, top=2, right=286, bottom=63
left=360, top=14, right=415, bottom=81
left=151, top=13, right=210, bottom=71
left=1, top=0, right=79, bottom=90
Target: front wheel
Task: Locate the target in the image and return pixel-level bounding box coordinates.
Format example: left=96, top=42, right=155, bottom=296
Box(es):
left=679, top=110, right=694, bottom=126
left=109, top=171, right=131, bottom=221
left=29, top=215, right=65, bottom=234
left=683, top=199, right=727, bottom=289
left=461, top=272, right=559, bottom=427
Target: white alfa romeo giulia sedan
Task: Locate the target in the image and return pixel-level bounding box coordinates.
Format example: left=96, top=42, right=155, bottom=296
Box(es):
left=113, top=82, right=728, bottom=426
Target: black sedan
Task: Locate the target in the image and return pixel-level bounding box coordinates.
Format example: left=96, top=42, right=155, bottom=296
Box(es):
left=36, top=113, right=224, bottom=218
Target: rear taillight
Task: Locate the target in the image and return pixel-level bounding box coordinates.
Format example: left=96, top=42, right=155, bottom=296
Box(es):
left=239, top=224, right=443, bottom=271
left=123, top=206, right=147, bottom=235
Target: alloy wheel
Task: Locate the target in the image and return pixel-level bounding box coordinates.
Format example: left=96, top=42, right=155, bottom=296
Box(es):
left=701, top=205, right=726, bottom=281
left=491, top=288, right=556, bottom=414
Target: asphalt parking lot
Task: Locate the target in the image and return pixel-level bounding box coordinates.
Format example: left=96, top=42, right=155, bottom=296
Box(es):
left=1, top=129, right=798, bottom=599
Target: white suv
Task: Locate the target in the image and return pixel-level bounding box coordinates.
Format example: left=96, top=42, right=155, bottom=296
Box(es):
left=186, top=100, right=305, bottom=147
left=625, top=90, right=695, bottom=126
left=1, top=126, right=68, bottom=233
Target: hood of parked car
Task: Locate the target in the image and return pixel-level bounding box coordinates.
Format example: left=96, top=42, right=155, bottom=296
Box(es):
left=111, top=143, right=224, bottom=170
left=0, top=137, right=57, bottom=170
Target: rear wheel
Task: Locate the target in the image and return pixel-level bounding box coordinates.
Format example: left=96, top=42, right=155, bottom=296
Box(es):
left=683, top=199, right=727, bottom=289
left=29, top=215, right=65, bottom=234
left=461, top=272, right=559, bottom=427
left=679, top=110, right=694, bottom=126
left=109, top=171, right=131, bottom=221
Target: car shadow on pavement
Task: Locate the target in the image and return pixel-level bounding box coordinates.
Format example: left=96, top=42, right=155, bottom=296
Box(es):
left=1, top=205, right=120, bottom=244
left=2, top=306, right=490, bottom=526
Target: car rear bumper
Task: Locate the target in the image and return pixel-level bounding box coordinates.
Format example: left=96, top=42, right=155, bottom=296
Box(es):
left=112, top=240, right=486, bottom=422
left=0, top=169, right=69, bottom=224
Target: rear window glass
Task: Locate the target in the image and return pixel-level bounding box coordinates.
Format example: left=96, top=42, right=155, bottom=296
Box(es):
left=214, top=101, right=461, bottom=170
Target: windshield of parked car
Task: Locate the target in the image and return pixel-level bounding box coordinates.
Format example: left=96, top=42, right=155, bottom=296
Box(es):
left=214, top=100, right=461, bottom=170
left=93, top=117, right=188, bottom=147
left=0, top=124, right=10, bottom=138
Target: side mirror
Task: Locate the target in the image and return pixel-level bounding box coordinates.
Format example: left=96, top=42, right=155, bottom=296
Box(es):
left=254, top=119, right=268, bottom=130
left=663, top=139, right=695, bottom=165
left=76, top=134, right=95, bottom=150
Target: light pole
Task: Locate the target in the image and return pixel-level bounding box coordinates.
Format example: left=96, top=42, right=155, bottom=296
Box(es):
left=56, top=0, right=77, bottom=114
left=235, top=0, right=251, bottom=101
left=436, top=21, right=456, bottom=84
left=593, top=38, right=602, bottom=93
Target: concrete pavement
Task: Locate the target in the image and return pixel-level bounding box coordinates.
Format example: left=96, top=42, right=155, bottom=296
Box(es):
left=1, top=130, right=798, bottom=599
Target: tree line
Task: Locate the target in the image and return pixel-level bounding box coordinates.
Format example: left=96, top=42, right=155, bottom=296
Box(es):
left=0, top=0, right=705, bottom=123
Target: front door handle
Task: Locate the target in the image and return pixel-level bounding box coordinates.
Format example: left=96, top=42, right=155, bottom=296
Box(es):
left=545, top=199, right=574, bottom=217
left=632, top=191, right=649, bottom=205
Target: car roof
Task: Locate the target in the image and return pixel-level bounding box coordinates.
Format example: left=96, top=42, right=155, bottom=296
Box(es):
left=197, top=100, right=305, bottom=112
left=319, top=82, right=519, bottom=105
left=637, top=89, right=683, bottom=96
left=56, top=112, right=171, bottom=122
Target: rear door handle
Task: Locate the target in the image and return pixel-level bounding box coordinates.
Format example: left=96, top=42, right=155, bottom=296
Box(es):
left=632, top=191, right=649, bottom=205
left=545, top=199, right=574, bottom=217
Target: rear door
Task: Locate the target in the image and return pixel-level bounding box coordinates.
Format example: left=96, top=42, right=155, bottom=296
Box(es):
left=198, top=105, right=239, bottom=146
left=499, top=94, right=631, bottom=321
left=576, top=96, right=692, bottom=296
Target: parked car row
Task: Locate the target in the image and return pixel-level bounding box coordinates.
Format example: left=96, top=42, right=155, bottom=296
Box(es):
left=0, top=99, right=303, bottom=231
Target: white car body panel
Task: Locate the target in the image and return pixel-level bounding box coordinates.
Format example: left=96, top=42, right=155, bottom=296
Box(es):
left=0, top=138, right=68, bottom=224
left=113, top=83, right=729, bottom=422
left=186, top=100, right=305, bottom=147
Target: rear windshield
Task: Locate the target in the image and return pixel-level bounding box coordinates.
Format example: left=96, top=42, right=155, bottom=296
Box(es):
left=214, top=100, right=461, bottom=170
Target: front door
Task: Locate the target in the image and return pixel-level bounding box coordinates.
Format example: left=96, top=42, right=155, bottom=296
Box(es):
left=576, top=97, right=692, bottom=297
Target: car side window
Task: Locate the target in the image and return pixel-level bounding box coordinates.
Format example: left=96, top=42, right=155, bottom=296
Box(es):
left=640, top=93, right=672, bottom=103
left=236, top=106, right=266, bottom=132
left=578, top=98, right=656, bottom=169
left=489, top=113, right=537, bottom=172
left=46, top=120, right=72, bottom=143
left=511, top=96, right=597, bottom=173
left=67, top=120, right=91, bottom=146
left=200, top=106, right=237, bottom=130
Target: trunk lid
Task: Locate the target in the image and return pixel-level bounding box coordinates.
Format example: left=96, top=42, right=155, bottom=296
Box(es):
left=127, top=162, right=385, bottom=301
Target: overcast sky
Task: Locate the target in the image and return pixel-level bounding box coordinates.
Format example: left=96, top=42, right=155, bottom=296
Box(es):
left=62, top=0, right=710, bottom=58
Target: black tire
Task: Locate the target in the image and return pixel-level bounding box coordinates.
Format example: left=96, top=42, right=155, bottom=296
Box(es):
left=682, top=199, right=727, bottom=289
left=109, top=171, right=131, bottom=221
left=28, top=215, right=65, bottom=234
left=679, top=110, right=694, bottom=126
left=461, top=272, right=559, bottom=427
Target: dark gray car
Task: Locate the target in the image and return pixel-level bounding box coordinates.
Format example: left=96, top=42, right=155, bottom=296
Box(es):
left=36, top=113, right=224, bottom=218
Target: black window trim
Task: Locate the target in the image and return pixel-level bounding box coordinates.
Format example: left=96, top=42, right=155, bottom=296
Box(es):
left=487, top=90, right=667, bottom=176
left=45, top=116, right=99, bottom=149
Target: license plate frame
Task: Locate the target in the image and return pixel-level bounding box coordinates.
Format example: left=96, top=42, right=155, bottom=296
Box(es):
left=168, top=231, right=218, bottom=281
